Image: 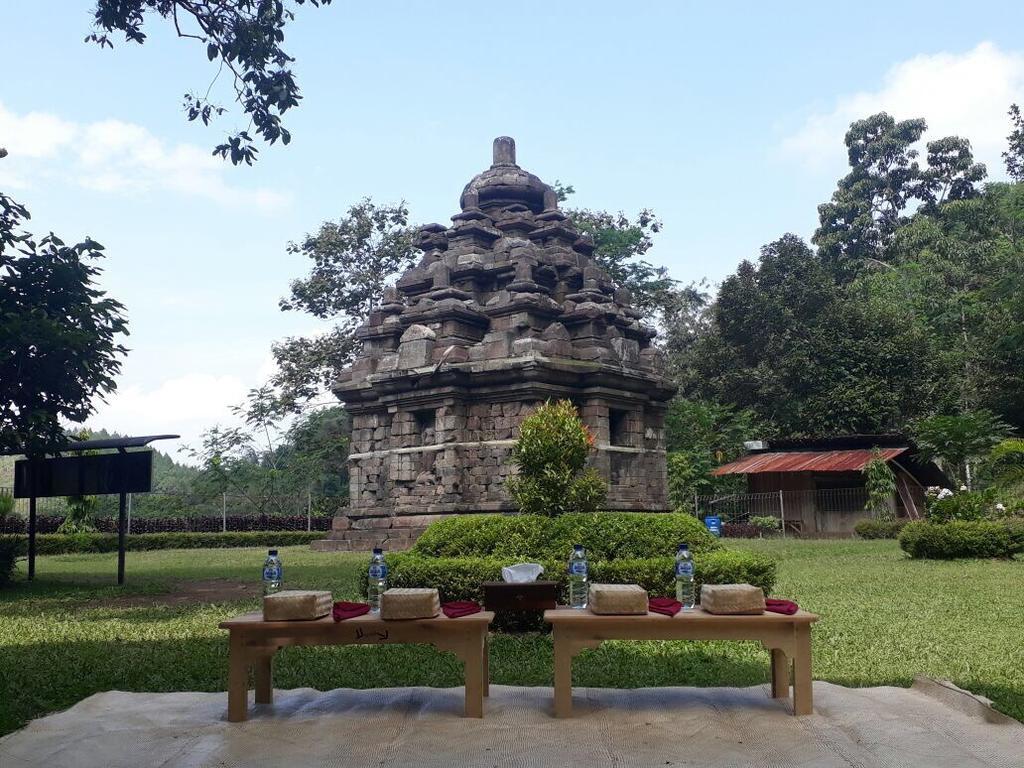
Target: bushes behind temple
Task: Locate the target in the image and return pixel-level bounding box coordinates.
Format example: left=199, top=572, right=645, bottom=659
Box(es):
left=411, top=512, right=720, bottom=561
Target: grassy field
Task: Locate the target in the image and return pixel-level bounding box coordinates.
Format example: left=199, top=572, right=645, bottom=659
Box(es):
left=1, top=539, right=1022, bottom=736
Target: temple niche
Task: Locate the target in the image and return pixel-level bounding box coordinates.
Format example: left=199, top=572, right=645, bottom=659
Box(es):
left=314, top=137, right=677, bottom=551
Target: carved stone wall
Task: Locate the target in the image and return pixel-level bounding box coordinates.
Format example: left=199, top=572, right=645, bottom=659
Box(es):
left=314, top=138, right=677, bottom=551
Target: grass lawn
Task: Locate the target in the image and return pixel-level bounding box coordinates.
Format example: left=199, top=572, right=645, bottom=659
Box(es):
left=1, top=539, right=1022, bottom=736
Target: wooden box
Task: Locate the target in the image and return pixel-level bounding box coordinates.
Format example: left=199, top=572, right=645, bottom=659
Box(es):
left=482, top=581, right=559, bottom=612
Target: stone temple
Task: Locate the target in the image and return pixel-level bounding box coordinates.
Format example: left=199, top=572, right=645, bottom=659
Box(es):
left=314, top=138, right=677, bottom=551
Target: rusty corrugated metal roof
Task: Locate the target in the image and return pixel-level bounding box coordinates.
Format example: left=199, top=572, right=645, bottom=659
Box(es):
left=712, top=447, right=908, bottom=476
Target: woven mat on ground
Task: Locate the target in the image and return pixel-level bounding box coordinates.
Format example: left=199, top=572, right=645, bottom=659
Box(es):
left=1, top=682, right=1021, bottom=768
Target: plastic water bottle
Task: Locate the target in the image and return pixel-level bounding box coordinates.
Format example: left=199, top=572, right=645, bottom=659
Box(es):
left=367, top=548, right=388, bottom=613
left=568, top=544, right=589, bottom=609
left=675, top=543, right=695, bottom=609
left=262, top=549, right=282, bottom=596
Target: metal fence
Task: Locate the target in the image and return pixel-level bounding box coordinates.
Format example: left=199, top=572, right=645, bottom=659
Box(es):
left=0, top=488, right=345, bottom=534
left=693, top=486, right=926, bottom=535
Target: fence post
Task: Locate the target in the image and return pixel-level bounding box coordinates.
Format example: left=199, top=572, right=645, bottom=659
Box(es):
left=307, top=490, right=312, bottom=532
left=126, top=493, right=132, bottom=536
left=222, top=492, right=227, bottom=533
left=693, top=491, right=698, bottom=517
left=778, top=490, right=786, bottom=538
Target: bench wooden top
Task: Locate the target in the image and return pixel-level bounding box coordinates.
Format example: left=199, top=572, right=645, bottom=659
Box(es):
left=220, top=610, right=495, bottom=632
left=544, top=606, right=818, bottom=626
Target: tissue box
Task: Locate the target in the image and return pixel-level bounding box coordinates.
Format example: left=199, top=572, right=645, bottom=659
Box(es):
left=700, top=584, right=765, bottom=615
left=262, top=590, right=333, bottom=621
left=380, top=588, right=440, bottom=620
left=588, top=584, right=648, bottom=615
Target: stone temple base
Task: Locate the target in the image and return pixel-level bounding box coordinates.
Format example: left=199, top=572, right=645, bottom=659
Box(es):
left=311, top=513, right=447, bottom=552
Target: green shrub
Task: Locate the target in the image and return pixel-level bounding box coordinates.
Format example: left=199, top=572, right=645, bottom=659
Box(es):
left=749, top=516, right=781, bottom=535
left=925, top=487, right=1001, bottom=523
left=506, top=400, right=607, bottom=516
left=898, top=521, right=1022, bottom=559
left=854, top=519, right=907, bottom=539
left=376, top=549, right=776, bottom=604
left=0, top=531, right=323, bottom=557
left=0, top=537, right=18, bottom=587
left=411, top=512, right=720, bottom=561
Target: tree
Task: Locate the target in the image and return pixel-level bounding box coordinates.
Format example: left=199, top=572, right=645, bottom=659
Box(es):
left=506, top=400, right=606, bottom=517
left=863, top=448, right=897, bottom=522
left=270, top=199, right=417, bottom=409
left=813, top=113, right=985, bottom=279
left=1004, top=104, right=1024, bottom=183
left=87, top=0, right=333, bottom=165
left=0, top=183, right=128, bottom=456
left=911, top=410, right=1010, bottom=489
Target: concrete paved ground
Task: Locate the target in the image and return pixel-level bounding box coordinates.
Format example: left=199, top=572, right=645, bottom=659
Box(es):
left=1, top=682, right=1021, bottom=767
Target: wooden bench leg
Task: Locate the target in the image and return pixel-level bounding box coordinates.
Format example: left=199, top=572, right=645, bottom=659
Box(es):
left=227, top=633, right=250, bottom=722
left=483, top=634, right=490, bottom=698
left=254, top=648, right=274, bottom=705
left=792, top=625, right=813, bottom=716
left=461, top=633, right=485, bottom=718
left=770, top=648, right=789, bottom=699
left=553, top=631, right=574, bottom=718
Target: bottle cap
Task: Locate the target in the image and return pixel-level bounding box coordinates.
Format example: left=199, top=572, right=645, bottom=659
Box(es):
left=268, top=549, right=278, bottom=556
left=573, top=543, right=584, bottom=551
left=372, top=547, right=383, bottom=554
left=678, top=543, right=688, bottom=550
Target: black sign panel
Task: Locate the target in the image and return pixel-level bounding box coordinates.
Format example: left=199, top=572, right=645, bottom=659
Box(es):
left=14, top=452, right=153, bottom=498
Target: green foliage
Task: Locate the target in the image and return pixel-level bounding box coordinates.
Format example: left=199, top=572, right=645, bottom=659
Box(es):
left=0, top=493, right=13, bottom=523
left=912, top=411, right=1010, bottom=488
left=0, top=531, right=322, bottom=556
left=0, top=205, right=128, bottom=456
left=1004, top=104, right=1024, bottom=183
left=0, top=537, right=17, bottom=586
left=88, top=0, right=333, bottom=165
left=57, top=495, right=100, bottom=534
left=380, top=549, right=776, bottom=604
left=506, top=401, right=607, bottom=517
left=664, top=398, right=757, bottom=507
left=749, top=516, right=781, bottom=535
left=898, top=520, right=1023, bottom=559
left=410, top=512, right=720, bottom=561
left=924, top=487, right=1000, bottom=523
left=982, top=438, right=1024, bottom=494
left=863, top=449, right=897, bottom=522
left=854, top=519, right=907, bottom=539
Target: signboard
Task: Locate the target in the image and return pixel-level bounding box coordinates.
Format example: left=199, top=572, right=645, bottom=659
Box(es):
left=14, top=452, right=153, bottom=498
left=704, top=515, right=722, bottom=537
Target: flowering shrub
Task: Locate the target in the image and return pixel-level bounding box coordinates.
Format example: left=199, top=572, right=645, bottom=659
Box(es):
left=507, top=400, right=607, bottom=517
left=924, top=486, right=1010, bottom=523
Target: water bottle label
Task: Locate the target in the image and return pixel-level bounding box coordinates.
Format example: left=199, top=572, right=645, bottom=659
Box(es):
left=263, top=565, right=281, bottom=581
left=569, top=561, right=588, bottom=576
left=676, top=562, right=694, bottom=577
left=369, top=564, right=387, bottom=580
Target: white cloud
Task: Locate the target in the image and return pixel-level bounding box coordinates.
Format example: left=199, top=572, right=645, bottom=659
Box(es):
left=780, top=42, right=1024, bottom=175
left=0, top=102, right=288, bottom=210
left=86, top=373, right=250, bottom=461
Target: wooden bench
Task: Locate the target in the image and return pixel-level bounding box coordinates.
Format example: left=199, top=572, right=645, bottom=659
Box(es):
left=219, top=610, right=495, bottom=721
left=544, top=607, right=819, bottom=717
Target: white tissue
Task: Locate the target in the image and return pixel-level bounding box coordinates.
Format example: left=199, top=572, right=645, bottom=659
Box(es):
left=501, top=563, right=545, bottom=583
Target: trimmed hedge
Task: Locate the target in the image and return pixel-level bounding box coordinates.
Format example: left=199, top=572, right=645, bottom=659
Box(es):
left=855, top=519, right=907, bottom=539
left=0, top=531, right=323, bottom=557
left=411, top=512, right=719, bottom=560
left=0, top=538, right=17, bottom=587
left=898, top=520, right=1024, bottom=559
left=375, top=549, right=777, bottom=604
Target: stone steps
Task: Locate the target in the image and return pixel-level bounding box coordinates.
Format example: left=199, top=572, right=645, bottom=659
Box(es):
left=312, top=516, right=432, bottom=552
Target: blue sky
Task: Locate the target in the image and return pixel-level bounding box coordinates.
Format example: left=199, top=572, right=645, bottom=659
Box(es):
left=3, top=2, right=1023, bottom=458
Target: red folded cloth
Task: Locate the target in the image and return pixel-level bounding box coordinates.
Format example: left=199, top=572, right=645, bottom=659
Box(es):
left=649, top=597, right=683, bottom=617
left=442, top=600, right=482, bottom=618
left=765, top=598, right=799, bottom=615
left=332, top=601, right=371, bottom=621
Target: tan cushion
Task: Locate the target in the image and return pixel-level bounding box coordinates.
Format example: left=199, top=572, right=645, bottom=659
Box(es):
left=381, top=588, right=440, bottom=620
left=700, top=584, right=765, bottom=615
left=588, top=583, right=649, bottom=615
left=262, top=590, right=333, bottom=621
